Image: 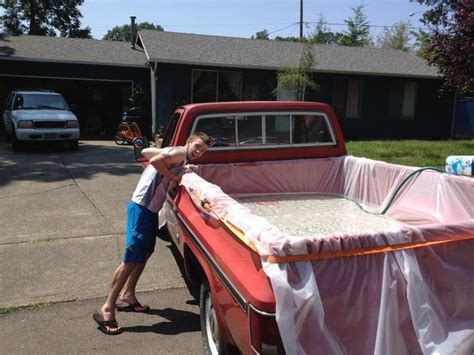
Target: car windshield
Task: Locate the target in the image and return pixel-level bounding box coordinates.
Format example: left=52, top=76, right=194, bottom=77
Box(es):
left=13, top=94, right=69, bottom=110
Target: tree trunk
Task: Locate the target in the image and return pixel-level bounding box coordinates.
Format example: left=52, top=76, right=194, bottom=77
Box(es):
left=27, top=1, right=40, bottom=35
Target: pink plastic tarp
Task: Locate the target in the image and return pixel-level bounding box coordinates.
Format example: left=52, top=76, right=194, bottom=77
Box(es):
left=179, top=155, right=474, bottom=355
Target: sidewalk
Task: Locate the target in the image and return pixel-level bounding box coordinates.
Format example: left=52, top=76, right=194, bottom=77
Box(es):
left=0, top=288, right=202, bottom=354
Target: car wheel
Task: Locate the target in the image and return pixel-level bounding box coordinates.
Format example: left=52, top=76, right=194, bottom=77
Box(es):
left=5, top=129, right=11, bottom=143
left=69, top=140, right=79, bottom=150
left=10, top=125, right=20, bottom=152
left=200, top=280, right=225, bottom=355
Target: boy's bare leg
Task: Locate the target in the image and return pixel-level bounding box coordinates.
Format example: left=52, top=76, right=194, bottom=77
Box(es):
left=120, top=253, right=152, bottom=307
left=99, top=261, right=139, bottom=320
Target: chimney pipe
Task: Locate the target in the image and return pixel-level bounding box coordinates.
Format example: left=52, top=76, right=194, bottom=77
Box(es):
left=130, top=16, right=136, bottom=49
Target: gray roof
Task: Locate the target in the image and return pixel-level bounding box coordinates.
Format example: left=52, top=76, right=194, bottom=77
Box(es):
left=0, top=34, right=146, bottom=67
left=138, top=30, right=439, bottom=79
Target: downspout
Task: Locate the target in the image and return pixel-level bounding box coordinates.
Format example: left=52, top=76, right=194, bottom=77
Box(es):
left=149, top=62, right=158, bottom=138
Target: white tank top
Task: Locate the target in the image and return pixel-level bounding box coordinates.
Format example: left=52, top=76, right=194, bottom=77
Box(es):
left=131, top=146, right=187, bottom=213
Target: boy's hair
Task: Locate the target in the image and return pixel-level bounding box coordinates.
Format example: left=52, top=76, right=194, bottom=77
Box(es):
left=187, top=131, right=213, bottom=146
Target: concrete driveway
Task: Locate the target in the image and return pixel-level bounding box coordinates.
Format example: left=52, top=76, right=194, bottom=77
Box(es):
left=0, top=139, right=202, bottom=353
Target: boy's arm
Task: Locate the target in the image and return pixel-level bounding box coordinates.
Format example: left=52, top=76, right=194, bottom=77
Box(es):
left=148, top=148, right=186, bottom=181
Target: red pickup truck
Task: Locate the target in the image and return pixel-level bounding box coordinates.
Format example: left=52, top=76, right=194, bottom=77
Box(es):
left=135, top=101, right=474, bottom=355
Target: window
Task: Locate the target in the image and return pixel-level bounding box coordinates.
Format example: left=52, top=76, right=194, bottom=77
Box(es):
left=192, top=111, right=336, bottom=149
left=387, top=80, right=416, bottom=119
left=237, top=116, right=262, bottom=146
left=333, top=78, right=362, bottom=119
left=218, top=72, right=243, bottom=101
left=292, top=114, right=332, bottom=143
left=193, top=115, right=236, bottom=147
left=192, top=71, right=217, bottom=103
left=161, top=112, right=181, bottom=148
left=13, top=94, right=68, bottom=110
left=192, top=70, right=242, bottom=103
left=265, top=115, right=291, bottom=144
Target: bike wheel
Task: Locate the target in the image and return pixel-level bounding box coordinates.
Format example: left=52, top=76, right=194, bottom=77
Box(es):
left=114, top=134, right=126, bottom=145
left=114, top=123, right=127, bottom=145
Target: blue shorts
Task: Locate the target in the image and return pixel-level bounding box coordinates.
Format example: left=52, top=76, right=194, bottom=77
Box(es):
left=123, top=201, right=158, bottom=263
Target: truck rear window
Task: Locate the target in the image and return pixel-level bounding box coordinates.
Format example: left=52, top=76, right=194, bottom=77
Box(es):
left=192, top=111, right=336, bottom=149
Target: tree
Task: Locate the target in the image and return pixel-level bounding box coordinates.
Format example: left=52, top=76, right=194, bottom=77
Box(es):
left=103, top=22, right=163, bottom=41
left=274, top=36, right=302, bottom=42
left=273, top=47, right=318, bottom=101
left=339, top=5, right=372, bottom=47
left=377, top=21, right=412, bottom=51
left=252, top=29, right=269, bottom=40
left=411, top=29, right=432, bottom=59
left=69, top=26, right=93, bottom=39
left=309, top=14, right=343, bottom=45
left=414, top=0, right=473, bottom=95
left=0, top=0, right=91, bottom=38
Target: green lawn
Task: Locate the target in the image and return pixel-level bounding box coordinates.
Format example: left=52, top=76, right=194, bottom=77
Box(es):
left=345, top=140, right=473, bottom=168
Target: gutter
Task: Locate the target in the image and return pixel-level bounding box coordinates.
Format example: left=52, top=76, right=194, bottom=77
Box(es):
left=145, top=57, right=440, bottom=80
left=0, top=56, right=145, bottom=68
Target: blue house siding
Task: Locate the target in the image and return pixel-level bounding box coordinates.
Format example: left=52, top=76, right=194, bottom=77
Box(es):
left=154, top=64, right=453, bottom=140
left=306, top=73, right=454, bottom=140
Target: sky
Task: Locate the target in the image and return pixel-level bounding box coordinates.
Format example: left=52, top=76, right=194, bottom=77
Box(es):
left=79, top=0, right=429, bottom=41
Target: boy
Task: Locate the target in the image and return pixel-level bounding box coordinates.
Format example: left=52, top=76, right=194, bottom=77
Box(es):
left=93, top=132, right=211, bottom=335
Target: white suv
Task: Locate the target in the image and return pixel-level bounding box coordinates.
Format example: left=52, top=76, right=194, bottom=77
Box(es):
left=3, top=90, right=80, bottom=150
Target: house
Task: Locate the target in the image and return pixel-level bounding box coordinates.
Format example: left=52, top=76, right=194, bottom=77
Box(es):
left=136, top=30, right=454, bottom=140
left=0, top=30, right=455, bottom=140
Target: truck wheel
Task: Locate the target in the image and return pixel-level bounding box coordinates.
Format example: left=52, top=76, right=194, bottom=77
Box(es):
left=200, top=280, right=224, bottom=355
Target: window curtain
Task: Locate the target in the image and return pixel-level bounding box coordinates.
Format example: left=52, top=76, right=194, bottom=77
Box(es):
left=402, top=81, right=416, bottom=118
left=223, top=72, right=242, bottom=100
left=345, top=80, right=362, bottom=118
left=192, top=70, right=202, bottom=86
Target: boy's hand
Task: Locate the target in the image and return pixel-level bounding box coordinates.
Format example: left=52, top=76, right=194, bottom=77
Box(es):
left=171, top=173, right=183, bottom=182
left=185, top=164, right=198, bottom=173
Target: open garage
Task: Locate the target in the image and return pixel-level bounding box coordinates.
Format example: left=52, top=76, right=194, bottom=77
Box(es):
left=0, top=35, right=151, bottom=138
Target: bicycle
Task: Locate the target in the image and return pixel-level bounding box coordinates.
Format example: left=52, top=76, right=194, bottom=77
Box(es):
left=114, top=118, right=142, bottom=145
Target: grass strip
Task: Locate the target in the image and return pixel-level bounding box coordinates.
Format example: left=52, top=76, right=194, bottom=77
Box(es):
left=346, top=140, right=473, bottom=167
left=0, top=303, right=45, bottom=315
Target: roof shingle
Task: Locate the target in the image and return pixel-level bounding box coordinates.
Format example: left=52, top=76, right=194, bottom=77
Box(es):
left=0, top=32, right=439, bottom=78
left=0, top=34, right=146, bottom=67
left=138, top=30, right=439, bottom=78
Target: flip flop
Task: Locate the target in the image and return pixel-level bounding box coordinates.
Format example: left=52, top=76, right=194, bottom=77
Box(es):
left=92, top=311, right=123, bottom=335
left=116, top=302, right=150, bottom=313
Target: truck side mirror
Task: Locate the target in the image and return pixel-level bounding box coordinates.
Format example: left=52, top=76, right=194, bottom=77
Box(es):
left=133, top=137, right=150, bottom=162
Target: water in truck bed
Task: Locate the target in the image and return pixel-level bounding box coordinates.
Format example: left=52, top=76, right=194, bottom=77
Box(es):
left=234, top=193, right=404, bottom=237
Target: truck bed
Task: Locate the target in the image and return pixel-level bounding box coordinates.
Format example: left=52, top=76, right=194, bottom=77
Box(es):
left=180, top=155, right=474, bottom=354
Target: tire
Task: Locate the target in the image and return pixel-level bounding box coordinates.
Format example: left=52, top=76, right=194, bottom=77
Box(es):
left=69, top=140, right=79, bottom=151
left=5, top=129, right=11, bottom=143
left=200, top=280, right=225, bottom=355
left=10, top=125, right=20, bottom=152
left=114, top=133, right=126, bottom=145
